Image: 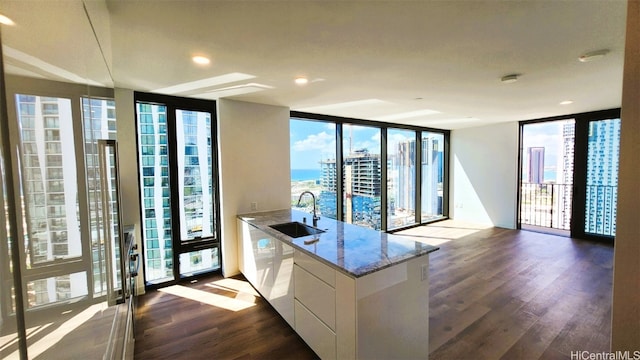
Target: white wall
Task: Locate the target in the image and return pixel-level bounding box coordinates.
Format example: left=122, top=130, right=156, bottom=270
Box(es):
left=450, top=122, right=518, bottom=228
left=218, top=99, right=291, bottom=277
left=611, top=0, right=640, bottom=350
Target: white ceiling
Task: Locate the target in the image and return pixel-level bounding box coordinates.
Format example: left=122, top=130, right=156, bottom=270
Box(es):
left=0, top=0, right=628, bottom=129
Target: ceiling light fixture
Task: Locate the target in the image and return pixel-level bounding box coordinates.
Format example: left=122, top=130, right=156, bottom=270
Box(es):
left=579, top=49, right=610, bottom=62
left=0, top=14, right=15, bottom=26
left=192, top=56, right=210, bottom=65
left=500, top=74, right=520, bottom=84
left=559, top=100, right=573, bottom=105
left=295, top=77, right=308, bottom=85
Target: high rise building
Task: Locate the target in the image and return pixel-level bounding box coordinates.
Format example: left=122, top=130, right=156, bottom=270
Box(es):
left=421, top=136, right=442, bottom=218
left=138, top=103, right=173, bottom=283
left=556, top=120, right=575, bottom=230
left=319, top=149, right=381, bottom=229
left=585, top=119, right=620, bottom=235
left=528, top=147, right=545, bottom=184
left=138, top=106, right=216, bottom=283
left=395, top=139, right=416, bottom=213
left=319, top=138, right=443, bottom=228
left=344, top=149, right=381, bottom=198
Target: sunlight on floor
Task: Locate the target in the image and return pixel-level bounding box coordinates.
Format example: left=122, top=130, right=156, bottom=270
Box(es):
left=205, top=277, right=260, bottom=297
left=395, top=220, right=492, bottom=246
left=159, top=283, right=257, bottom=312
left=0, top=323, right=53, bottom=356
left=5, top=302, right=107, bottom=359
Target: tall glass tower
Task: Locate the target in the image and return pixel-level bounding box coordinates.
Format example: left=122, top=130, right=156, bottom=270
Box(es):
left=585, top=119, right=620, bottom=235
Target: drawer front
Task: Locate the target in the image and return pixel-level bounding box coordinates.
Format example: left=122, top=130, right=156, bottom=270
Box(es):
left=295, top=300, right=336, bottom=360
left=294, top=265, right=336, bottom=330
left=294, top=250, right=335, bottom=287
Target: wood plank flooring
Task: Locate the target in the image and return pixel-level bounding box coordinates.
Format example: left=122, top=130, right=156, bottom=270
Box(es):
left=134, top=223, right=613, bottom=359
left=133, top=275, right=318, bottom=360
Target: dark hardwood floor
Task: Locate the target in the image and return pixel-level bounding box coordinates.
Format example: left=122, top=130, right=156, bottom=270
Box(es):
left=134, top=223, right=613, bottom=359
left=133, top=274, right=319, bottom=360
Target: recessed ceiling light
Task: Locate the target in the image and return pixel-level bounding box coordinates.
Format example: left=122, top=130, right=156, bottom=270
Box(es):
left=295, top=77, right=309, bottom=85
left=579, top=49, right=609, bottom=62
left=559, top=100, right=573, bottom=105
left=0, top=14, right=15, bottom=26
left=500, top=74, right=520, bottom=84
left=192, top=56, right=210, bottom=65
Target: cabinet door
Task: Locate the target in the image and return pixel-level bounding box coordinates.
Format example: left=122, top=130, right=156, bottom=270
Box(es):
left=295, top=300, right=337, bottom=360
left=271, top=241, right=295, bottom=327
left=237, top=220, right=257, bottom=285
left=294, top=265, right=336, bottom=330
left=250, top=227, right=274, bottom=297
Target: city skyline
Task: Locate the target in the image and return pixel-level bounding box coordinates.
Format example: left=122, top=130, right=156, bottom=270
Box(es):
left=291, top=118, right=444, bottom=230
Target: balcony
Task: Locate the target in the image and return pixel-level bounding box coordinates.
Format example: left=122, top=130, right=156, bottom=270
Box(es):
left=520, top=183, right=617, bottom=237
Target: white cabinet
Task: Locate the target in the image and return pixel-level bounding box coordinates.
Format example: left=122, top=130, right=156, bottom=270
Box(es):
left=237, top=219, right=294, bottom=327
left=271, top=240, right=294, bottom=327
left=294, top=265, right=336, bottom=330
left=293, top=250, right=430, bottom=360
left=238, top=218, right=430, bottom=360
left=294, top=300, right=337, bottom=360
left=293, top=250, right=338, bottom=359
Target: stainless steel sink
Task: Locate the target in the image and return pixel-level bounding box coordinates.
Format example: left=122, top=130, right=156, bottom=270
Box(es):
left=269, top=221, right=325, bottom=238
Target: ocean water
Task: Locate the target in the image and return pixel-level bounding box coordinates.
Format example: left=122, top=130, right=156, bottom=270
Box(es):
left=291, top=169, right=321, bottom=181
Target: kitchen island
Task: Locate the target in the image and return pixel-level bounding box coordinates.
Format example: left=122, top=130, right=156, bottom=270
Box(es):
left=237, top=209, right=438, bottom=360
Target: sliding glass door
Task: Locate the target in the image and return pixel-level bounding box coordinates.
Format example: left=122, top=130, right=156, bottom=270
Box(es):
left=518, top=110, right=620, bottom=241
left=387, top=129, right=417, bottom=230
left=135, top=93, right=220, bottom=287
left=519, top=119, right=575, bottom=232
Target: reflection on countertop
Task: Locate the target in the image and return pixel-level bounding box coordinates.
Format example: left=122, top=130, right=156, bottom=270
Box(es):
left=238, top=209, right=438, bottom=278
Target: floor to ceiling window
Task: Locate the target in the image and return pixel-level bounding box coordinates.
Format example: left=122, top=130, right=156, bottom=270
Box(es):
left=343, top=124, right=382, bottom=230
left=289, top=112, right=449, bottom=232
left=290, top=119, right=337, bottom=219
left=421, top=131, right=446, bottom=222
left=135, top=93, right=221, bottom=288
left=518, top=109, right=620, bottom=241
left=387, top=129, right=417, bottom=230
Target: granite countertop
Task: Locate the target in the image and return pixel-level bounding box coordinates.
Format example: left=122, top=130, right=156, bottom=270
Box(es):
left=238, top=209, right=439, bottom=278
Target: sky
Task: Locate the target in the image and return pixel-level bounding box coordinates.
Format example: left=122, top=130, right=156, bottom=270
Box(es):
left=291, top=120, right=387, bottom=169
left=290, top=119, right=446, bottom=169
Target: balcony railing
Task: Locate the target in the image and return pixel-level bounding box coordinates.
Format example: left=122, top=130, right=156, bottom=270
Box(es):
left=585, top=184, right=617, bottom=237
left=520, top=183, right=573, bottom=231
left=520, top=183, right=617, bottom=237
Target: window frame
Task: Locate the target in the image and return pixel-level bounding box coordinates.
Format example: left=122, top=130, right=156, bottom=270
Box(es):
left=517, top=108, right=620, bottom=243
left=290, top=111, right=450, bottom=232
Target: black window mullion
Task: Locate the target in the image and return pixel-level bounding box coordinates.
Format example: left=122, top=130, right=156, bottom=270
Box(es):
left=415, top=131, right=422, bottom=224
left=290, top=111, right=450, bottom=232
left=336, top=123, right=344, bottom=222
left=380, top=128, right=388, bottom=231
left=165, top=105, right=181, bottom=282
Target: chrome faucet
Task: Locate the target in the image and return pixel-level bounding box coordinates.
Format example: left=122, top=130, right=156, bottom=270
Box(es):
left=297, top=191, right=320, bottom=227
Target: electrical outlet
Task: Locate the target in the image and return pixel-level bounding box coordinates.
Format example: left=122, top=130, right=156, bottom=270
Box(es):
left=421, top=263, right=429, bottom=281
left=251, top=202, right=258, bottom=211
